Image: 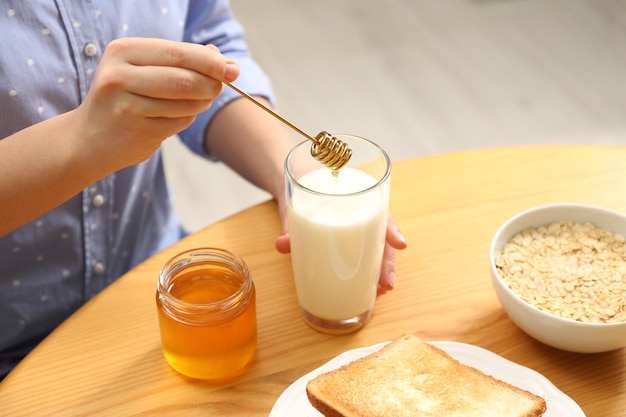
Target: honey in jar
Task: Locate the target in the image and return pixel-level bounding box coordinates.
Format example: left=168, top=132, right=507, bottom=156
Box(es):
left=156, top=248, right=257, bottom=381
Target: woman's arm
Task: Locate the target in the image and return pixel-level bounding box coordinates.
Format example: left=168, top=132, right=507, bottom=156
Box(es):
left=0, top=38, right=238, bottom=236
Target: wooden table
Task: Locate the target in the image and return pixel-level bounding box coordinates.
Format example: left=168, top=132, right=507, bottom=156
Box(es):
left=1, top=145, right=624, bottom=416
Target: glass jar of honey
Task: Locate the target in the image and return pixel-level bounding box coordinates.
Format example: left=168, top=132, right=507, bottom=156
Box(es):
left=156, top=248, right=257, bottom=381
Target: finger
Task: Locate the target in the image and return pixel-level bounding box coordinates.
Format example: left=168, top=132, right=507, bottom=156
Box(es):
left=105, top=88, right=213, bottom=119
left=105, top=38, right=239, bottom=83
left=275, top=232, right=291, bottom=254
left=377, top=241, right=397, bottom=295
left=135, top=97, right=214, bottom=119
left=274, top=196, right=290, bottom=253
left=94, top=54, right=225, bottom=101
left=121, top=65, right=225, bottom=100
left=386, top=214, right=408, bottom=250
left=203, top=44, right=239, bottom=81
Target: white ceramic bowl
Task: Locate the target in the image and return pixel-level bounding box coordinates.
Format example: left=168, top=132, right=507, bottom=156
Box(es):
left=489, top=203, right=626, bottom=353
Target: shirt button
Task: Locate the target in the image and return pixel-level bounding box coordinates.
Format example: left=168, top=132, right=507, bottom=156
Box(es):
left=83, top=43, right=99, bottom=57
left=93, top=262, right=105, bottom=275
left=92, top=194, right=105, bottom=207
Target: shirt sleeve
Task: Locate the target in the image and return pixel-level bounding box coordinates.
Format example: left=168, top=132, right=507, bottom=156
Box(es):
left=178, top=0, right=275, bottom=157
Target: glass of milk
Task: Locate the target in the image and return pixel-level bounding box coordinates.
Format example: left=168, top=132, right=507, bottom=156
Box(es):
left=285, top=135, right=391, bottom=334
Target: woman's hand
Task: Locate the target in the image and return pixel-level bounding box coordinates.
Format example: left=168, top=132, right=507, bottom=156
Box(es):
left=377, top=215, right=408, bottom=294
left=0, top=38, right=238, bottom=235
left=275, top=214, right=407, bottom=295
left=73, top=38, right=238, bottom=174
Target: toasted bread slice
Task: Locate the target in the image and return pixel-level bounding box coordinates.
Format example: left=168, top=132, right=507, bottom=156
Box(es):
left=306, top=334, right=547, bottom=417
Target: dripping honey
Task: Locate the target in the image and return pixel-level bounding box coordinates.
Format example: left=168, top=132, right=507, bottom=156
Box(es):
left=156, top=248, right=257, bottom=381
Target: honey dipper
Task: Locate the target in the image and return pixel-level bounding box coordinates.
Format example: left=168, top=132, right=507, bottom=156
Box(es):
left=226, top=82, right=352, bottom=170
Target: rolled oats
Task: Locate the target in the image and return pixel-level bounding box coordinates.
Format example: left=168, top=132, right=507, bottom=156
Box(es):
left=495, top=221, right=626, bottom=323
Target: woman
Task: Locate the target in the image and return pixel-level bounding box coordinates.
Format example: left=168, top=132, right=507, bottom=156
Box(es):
left=0, top=0, right=406, bottom=379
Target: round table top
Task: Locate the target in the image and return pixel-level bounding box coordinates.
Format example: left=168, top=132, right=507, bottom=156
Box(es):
left=1, top=145, right=624, bottom=416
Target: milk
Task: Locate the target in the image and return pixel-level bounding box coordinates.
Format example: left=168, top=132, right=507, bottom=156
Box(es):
left=287, top=167, right=389, bottom=320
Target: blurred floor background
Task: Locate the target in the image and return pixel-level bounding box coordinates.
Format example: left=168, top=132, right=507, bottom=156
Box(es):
left=163, top=0, right=626, bottom=233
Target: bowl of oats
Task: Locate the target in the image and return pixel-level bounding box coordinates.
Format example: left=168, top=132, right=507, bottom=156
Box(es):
left=490, top=203, right=626, bottom=353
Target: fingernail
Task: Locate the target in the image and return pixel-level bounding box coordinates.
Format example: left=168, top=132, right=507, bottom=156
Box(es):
left=224, top=63, right=239, bottom=82
left=395, top=228, right=407, bottom=247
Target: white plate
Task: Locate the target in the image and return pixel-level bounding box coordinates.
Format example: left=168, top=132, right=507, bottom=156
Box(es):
left=269, top=341, right=585, bottom=417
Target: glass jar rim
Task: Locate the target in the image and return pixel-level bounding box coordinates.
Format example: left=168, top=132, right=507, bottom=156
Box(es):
left=158, top=247, right=252, bottom=313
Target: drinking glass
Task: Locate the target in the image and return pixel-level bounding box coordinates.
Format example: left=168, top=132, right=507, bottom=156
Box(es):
left=285, top=135, right=391, bottom=334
